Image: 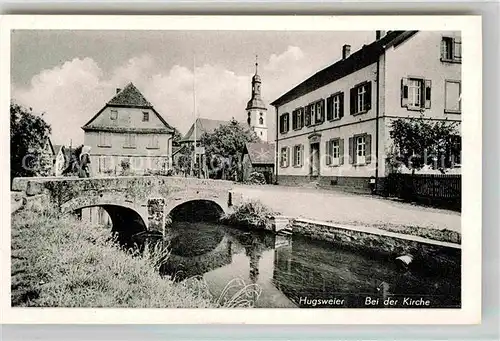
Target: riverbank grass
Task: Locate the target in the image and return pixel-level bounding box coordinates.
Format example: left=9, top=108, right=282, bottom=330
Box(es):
left=11, top=206, right=219, bottom=308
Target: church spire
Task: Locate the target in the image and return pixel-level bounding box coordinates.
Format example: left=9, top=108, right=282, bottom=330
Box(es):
left=246, top=56, right=268, bottom=142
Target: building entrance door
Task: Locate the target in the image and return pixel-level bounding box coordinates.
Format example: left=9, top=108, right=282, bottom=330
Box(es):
left=310, top=142, right=320, bottom=178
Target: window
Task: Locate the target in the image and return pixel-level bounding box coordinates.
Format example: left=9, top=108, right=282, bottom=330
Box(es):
left=292, top=108, right=304, bottom=130
left=280, top=147, right=289, bottom=167
left=326, top=138, right=344, bottom=166
left=356, top=135, right=366, bottom=165
left=98, top=132, right=111, bottom=147
left=259, top=116, right=264, bottom=125
left=293, top=145, right=303, bottom=167
left=110, top=109, right=118, bottom=120
left=408, top=79, right=422, bottom=107
left=401, top=78, right=432, bottom=110
left=279, top=113, right=290, bottom=134
left=148, top=134, right=159, bottom=149
left=331, top=140, right=340, bottom=165
left=143, top=111, right=149, bottom=122
left=350, top=82, right=372, bottom=115
left=98, top=156, right=112, bottom=172
left=445, top=80, right=461, bottom=113
left=124, top=133, right=136, bottom=148
left=441, top=36, right=461, bottom=63
left=327, top=92, right=344, bottom=120
left=349, top=134, right=372, bottom=165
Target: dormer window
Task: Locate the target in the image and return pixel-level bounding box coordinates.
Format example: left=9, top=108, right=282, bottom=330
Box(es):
left=110, top=109, right=118, bottom=120
left=143, top=111, right=149, bottom=122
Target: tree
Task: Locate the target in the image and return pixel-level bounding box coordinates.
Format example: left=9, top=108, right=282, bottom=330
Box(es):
left=61, top=145, right=84, bottom=176
left=177, top=146, right=193, bottom=176
left=172, top=127, right=183, bottom=146
left=388, top=115, right=460, bottom=174
left=200, top=119, right=258, bottom=180
left=10, top=102, right=52, bottom=181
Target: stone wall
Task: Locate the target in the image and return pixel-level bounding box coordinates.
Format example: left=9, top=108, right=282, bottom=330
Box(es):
left=292, top=218, right=461, bottom=272
left=277, top=174, right=375, bottom=193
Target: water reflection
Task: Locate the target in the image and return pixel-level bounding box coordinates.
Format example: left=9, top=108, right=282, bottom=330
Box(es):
left=158, top=221, right=460, bottom=308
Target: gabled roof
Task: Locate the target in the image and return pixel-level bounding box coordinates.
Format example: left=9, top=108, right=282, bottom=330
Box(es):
left=108, top=82, right=152, bottom=108
left=244, top=142, right=275, bottom=165
left=180, top=118, right=231, bottom=143
left=45, top=137, right=56, bottom=155
left=172, top=145, right=184, bottom=156
left=53, top=144, right=64, bottom=155
left=81, top=82, right=173, bottom=132
left=271, top=31, right=418, bottom=107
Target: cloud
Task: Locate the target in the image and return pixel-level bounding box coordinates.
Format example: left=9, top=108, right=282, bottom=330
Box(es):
left=265, top=46, right=304, bottom=72
left=12, top=45, right=313, bottom=145
left=13, top=58, right=109, bottom=146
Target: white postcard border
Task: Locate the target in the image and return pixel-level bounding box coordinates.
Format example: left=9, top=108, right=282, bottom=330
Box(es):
left=0, top=14, right=482, bottom=324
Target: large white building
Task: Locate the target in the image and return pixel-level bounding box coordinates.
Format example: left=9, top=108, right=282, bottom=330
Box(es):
left=271, top=31, right=462, bottom=192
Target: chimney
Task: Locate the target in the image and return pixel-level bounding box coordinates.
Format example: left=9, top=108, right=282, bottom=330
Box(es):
left=342, top=44, right=351, bottom=60
left=116, top=88, right=121, bottom=94
left=376, top=31, right=386, bottom=40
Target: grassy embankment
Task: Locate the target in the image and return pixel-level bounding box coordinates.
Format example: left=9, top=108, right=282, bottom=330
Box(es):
left=11, top=205, right=260, bottom=308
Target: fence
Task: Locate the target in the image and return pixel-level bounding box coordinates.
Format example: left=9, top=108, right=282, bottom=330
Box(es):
left=383, top=173, right=461, bottom=211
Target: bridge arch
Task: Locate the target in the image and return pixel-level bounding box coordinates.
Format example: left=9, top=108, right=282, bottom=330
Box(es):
left=168, top=199, right=225, bottom=222
left=164, top=190, right=229, bottom=222
left=61, top=197, right=148, bottom=245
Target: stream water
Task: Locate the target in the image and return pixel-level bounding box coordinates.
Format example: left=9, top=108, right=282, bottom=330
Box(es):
left=156, top=221, right=461, bottom=308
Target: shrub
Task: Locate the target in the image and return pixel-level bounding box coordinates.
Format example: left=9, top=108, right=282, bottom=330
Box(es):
left=246, top=171, right=266, bottom=185
left=221, top=199, right=278, bottom=230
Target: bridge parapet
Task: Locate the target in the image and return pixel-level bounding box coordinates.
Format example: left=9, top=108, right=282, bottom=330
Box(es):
left=12, top=176, right=235, bottom=236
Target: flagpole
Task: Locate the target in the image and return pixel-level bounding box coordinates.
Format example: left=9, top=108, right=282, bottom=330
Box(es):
left=192, top=54, right=197, bottom=177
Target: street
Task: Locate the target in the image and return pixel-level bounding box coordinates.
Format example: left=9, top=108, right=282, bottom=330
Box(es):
left=233, top=184, right=461, bottom=233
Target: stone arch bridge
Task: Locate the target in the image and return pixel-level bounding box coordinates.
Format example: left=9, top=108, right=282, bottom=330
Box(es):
left=12, top=176, right=242, bottom=237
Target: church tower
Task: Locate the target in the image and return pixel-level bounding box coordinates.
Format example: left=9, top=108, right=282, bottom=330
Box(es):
left=246, top=56, right=268, bottom=142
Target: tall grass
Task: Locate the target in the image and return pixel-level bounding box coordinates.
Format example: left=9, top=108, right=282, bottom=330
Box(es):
left=11, top=205, right=261, bottom=308
left=221, top=199, right=278, bottom=230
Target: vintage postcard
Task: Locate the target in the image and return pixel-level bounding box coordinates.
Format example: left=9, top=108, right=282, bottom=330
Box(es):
left=0, top=15, right=481, bottom=324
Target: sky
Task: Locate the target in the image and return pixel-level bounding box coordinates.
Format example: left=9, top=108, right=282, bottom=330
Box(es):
left=11, top=30, right=376, bottom=145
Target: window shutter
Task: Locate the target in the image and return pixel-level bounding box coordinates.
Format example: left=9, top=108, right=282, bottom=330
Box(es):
left=326, top=96, right=333, bottom=120
left=401, top=78, right=409, bottom=107
left=325, top=140, right=332, bottom=165
left=348, top=137, right=354, bottom=164
left=339, top=93, right=344, bottom=118
left=339, top=138, right=345, bottom=165
left=453, top=37, right=462, bottom=61
left=300, top=108, right=304, bottom=129
left=424, top=79, right=432, bottom=109
left=365, top=134, right=372, bottom=164
left=440, top=38, right=446, bottom=59
left=305, top=106, right=311, bottom=126
left=291, top=111, right=296, bottom=130
left=364, top=82, right=372, bottom=111
left=286, top=147, right=290, bottom=167
left=350, top=87, right=356, bottom=114
left=319, top=99, right=325, bottom=123
left=300, top=144, right=304, bottom=166
left=279, top=115, right=283, bottom=133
